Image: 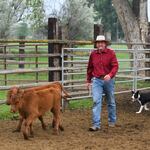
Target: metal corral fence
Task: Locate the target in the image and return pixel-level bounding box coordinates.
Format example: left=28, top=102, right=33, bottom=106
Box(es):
left=61, top=47, right=150, bottom=100
left=0, top=43, right=150, bottom=104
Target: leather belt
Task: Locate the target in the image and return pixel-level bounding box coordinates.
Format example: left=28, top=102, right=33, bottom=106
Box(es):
left=98, top=75, right=105, bottom=80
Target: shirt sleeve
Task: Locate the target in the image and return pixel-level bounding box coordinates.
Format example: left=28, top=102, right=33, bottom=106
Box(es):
left=108, top=51, right=119, bottom=78
left=86, top=53, right=93, bottom=83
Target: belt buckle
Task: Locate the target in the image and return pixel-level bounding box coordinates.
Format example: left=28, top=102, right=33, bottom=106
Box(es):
left=99, top=75, right=105, bottom=80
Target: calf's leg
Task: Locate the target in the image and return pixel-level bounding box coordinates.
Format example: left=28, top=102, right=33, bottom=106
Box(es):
left=51, top=109, right=64, bottom=131
left=22, top=115, right=37, bottom=140
left=38, top=116, right=46, bottom=130
left=29, top=123, right=34, bottom=138
left=52, top=109, right=64, bottom=134
left=13, top=116, right=23, bottom=132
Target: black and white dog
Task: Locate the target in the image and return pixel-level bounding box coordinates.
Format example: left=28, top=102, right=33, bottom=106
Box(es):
left=131, top=91, right=150, bottom=114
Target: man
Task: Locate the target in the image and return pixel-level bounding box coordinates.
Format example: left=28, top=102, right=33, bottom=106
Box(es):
left=86, top=35, right=119, bottom=131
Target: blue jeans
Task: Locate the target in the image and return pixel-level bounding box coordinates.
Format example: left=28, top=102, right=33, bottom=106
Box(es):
left=91, top=77, right=116, bottom=128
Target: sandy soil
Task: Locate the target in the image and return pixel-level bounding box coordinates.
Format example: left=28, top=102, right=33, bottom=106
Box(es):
left=0, top=94, right=150, bottom=150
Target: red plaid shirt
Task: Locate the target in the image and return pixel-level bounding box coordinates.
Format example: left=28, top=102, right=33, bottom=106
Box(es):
left=87, top=48, right=119, bottom=83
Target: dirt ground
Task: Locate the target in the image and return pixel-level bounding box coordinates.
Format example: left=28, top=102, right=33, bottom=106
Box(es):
left=0, top=94, right=150, bottom=150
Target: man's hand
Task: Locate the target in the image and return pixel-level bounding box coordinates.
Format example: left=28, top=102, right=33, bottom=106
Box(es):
left=86, top=82, right=91, bottom=90
left=104, top=74, right=111, bottom=81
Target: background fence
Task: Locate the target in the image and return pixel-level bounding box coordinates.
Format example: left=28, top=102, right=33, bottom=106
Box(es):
left=0, top=42, right=150, bottom=104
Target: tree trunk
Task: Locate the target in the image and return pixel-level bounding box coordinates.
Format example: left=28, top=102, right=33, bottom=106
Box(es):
left=112, top=0, right=142, bottom=44
left=139, top=0, right=149, bottom=44
left=132, top=0, right=140, bottom=18
left=112, top=0, right=146, bottom=76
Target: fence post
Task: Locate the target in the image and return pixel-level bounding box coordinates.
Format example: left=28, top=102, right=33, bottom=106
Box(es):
left=145, top=52, right=150, bottom=78
left=19, top=40, right=25, bottom=68
left=4, top=46, right=7, bottom=85
left=145, top=31, right=150, bottom=79
left=48, top=18, right=62, bottom=81
left=94, top=24, right=104, bottom=48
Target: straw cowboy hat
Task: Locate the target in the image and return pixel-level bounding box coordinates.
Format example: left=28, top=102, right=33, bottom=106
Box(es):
left=94, top=35, right=111, bottom=45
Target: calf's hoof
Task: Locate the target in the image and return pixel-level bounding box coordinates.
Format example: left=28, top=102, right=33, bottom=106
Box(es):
left=42, top=125, right=47, bottom=130
left=12, top=129, right=20, bottom=133
left=52, top=129, right=59, bottom=135
left=23, top=133, right=29, bottom=140
left=29, top=132, right=34, bottom=138
left=29, top=134, right=34, bottom=138
left=59, top=125, right=64, bottom=131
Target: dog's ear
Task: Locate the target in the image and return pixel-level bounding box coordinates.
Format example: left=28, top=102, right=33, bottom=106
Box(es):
left=131, top=90, right=134, bottom=94
left=136, top=91, right=139, bottom=94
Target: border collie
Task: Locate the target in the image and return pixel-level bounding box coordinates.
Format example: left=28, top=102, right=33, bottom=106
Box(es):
left=131, top=91, right=150, bottom=113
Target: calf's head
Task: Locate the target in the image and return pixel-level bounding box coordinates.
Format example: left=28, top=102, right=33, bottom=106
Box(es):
left=6, top=87, right=24, bottom=113
left=6, top=87, right=19, bottom=105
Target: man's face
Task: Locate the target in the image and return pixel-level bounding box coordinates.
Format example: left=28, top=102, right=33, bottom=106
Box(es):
left=96, top=41, right=107, bottom=50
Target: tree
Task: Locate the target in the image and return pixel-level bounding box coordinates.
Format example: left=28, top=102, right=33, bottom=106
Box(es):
left=87, top=0, right=124, bottom=41
left=0, top=0, right=45, bottom=39
left=112, top=0, right=148, bottom=46
left=10, top=22, right=29, bottom=39
left=26, top=0, right=45, bottom=30
left=0, top=0, right=27, bottom=38
left=112, top=0, right=149, bottom=75
left=57, top=0, right=96, bottom=40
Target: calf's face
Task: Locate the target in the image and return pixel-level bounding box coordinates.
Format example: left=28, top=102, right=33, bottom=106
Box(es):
left=10, top=95, right=21, bottom=113
left=7, top=87, right=24, bottom=113
left=6, top=87, right=19, bottom=105
left=10, top=101, right=20, bottom=113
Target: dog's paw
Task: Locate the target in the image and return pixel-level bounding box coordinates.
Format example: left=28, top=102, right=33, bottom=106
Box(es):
left=136, top=111, right=141, bottom=114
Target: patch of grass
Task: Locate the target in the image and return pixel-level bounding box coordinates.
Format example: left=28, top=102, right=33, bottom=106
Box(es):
left=0, top=91, right=7, bottom=99
left=68, top=98, right=92, bottom=109
left=111, top=44, right=128, bottom=50
left=137, top=80, right=150, bottom=88
left=0, top=105, right=18, bottom=120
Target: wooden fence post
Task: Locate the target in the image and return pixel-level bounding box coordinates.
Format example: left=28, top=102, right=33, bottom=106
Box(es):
left=94, top=24, right=104, bottom=48
left=48, top=18, right=62, bottom=81
left=19, top=40, right=25, bottom=68
left=145, top=30, right=150, bottom=79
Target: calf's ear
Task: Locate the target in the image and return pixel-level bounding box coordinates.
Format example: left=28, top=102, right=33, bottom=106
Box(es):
left=17, top=89, right=24, bottom=97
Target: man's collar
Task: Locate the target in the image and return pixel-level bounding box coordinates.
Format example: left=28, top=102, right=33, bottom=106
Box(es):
left=95, top=48, right=108, bottom=53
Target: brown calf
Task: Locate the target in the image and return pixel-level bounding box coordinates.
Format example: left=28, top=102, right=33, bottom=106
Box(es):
left=6, top=82, right=71, bottom=132
left=7, top=82, right=71, bottom=105
left=25, top=81, right=71, bottom=100
left=8, top=87, right=63, bottom=140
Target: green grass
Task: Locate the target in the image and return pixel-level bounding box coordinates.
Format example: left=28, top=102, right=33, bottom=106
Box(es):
left=137, top=80, right=150, bottom=88
left=68, top=98, right=92, bottom=109
left=111, top=44, right=128, bottom=49
left=0, top=105, right=18, bottom=120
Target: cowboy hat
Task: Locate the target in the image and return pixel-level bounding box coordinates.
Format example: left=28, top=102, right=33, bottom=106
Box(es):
left=94, top=35, right=111, bottom=45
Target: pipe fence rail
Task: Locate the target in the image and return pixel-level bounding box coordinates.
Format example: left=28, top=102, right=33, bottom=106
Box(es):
left=61, top=47, right=150, bottom=100
left=0, top=43, right=150, bottom=105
